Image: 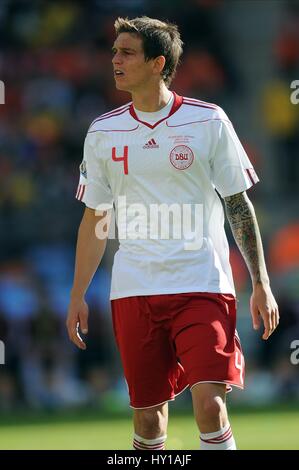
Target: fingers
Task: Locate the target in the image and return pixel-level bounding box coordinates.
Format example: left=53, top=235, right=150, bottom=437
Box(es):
left=262, top=308, right=273, bottom=340
left=75, top=322, right=87, bottom=350
left=262, top=306, right=280, bottom=340
left=272, top=306, right=280, bottom=331
left=66, top=317, right=86, bottom=350
left=79, top=309, right=89, bottom=335
left=66, top=300, right=89, bottom=350
left=250, top=297, right=261, bottom=330
left=251, top=287, right=279, bottom=340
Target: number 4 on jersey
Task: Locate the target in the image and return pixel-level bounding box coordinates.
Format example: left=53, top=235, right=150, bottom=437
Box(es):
left=112, top=146, right=128, bottom=175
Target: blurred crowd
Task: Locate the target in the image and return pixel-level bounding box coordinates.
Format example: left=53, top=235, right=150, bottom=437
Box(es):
left=0, top=0, right=299, bottom=412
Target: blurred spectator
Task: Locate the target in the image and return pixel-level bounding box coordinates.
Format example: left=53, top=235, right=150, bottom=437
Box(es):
left=269, top=222, right=299, bottom=274
left=257, top=294, right=299, bottom=399
left=261, top=80, right=299, bottom=195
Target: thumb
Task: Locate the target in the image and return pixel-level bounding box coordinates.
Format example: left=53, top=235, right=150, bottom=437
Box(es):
left=79, top=309, right=89, bottom=334
left=250, top=297, right=261, bottom=330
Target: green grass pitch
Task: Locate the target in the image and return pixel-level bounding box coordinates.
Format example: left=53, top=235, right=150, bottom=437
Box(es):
left=0, top=407, right=298, bottom=449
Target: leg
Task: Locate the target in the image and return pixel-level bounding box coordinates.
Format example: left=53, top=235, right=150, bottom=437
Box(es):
left=191, top=382, right=236, bottom=450
left=191, top=383, right=228, bottom=432
left=111, top=296, right=188, bottom=450
left=132, top=402, right=168, bottom=450
left=133, top=402, right=168, bottom=438
left=171, top=293, right=243, bottom=449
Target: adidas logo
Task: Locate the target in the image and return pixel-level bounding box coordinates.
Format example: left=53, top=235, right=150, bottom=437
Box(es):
left=143, top=139, right=159, bottom=149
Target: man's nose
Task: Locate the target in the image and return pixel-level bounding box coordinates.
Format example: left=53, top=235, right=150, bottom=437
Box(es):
left=112, top=52, right=122, bottom=65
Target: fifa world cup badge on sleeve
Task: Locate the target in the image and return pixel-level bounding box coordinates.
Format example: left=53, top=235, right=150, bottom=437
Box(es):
left=80, top=160, right=87, bottom=178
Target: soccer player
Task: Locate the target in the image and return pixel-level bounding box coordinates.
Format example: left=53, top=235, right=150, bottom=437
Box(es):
left=67, top=16, right=279, bottom=450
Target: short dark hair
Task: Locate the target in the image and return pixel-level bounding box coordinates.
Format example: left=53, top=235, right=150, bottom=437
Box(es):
left=114, top=16, right=183, bottom=86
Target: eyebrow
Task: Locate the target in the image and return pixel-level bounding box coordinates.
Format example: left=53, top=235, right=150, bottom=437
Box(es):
left=112, top=46, right=136, bottom=53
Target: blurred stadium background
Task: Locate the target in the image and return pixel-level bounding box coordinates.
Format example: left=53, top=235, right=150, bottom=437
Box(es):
left=0, top=0, right=299, bottom=450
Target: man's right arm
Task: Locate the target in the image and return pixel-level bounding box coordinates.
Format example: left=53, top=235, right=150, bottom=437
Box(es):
left=66, top=207, right=110, bottom=349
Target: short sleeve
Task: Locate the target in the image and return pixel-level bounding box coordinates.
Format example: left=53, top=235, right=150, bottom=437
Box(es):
left=210, top=113, right=259, bottom=198
left=75, top=134, right=113, bottom=210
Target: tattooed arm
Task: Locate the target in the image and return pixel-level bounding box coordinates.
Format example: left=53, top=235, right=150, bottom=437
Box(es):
left=224, top=191, right=279, bottom=339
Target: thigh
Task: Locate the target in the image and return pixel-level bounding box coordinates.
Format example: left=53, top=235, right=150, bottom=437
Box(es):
left=171, top=293, right=244, bottom=390
left=111, top=296, right=187, bottom=409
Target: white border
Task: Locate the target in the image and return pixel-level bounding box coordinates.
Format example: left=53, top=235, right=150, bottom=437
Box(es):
left=130, top=380, right=244, bottom=409
left=190, top=380, right=244, bottom=392
left=130, top=383, right=189, bottom=410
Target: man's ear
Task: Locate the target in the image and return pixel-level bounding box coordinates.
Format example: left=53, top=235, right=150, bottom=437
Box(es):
left=153, top=55, right=166, bottom=76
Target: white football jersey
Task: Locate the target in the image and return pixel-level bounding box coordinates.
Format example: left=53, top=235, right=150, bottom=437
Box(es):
left=76, top=92, right=259, bottom=300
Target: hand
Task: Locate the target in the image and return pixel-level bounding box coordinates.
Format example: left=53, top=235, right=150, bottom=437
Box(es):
left=250, top=283, right=279, bottom=340
left=66, top=295, right=89, bottom=350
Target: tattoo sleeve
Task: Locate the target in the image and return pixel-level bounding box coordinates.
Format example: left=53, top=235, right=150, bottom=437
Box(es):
left=224, top=191, right=269, bottom=286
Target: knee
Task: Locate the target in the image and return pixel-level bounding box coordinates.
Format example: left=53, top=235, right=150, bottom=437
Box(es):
left=134, top=408, right=167, bottom=438
left=202, top=396, right=222, bottom=420
left=197, top=396, right=225, bottom=427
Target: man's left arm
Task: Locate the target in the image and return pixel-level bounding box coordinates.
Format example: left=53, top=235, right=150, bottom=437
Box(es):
left=224, top=191, right=279, bottom=340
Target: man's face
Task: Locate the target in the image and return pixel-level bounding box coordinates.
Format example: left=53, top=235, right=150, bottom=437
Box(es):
left=112, top=32, right=157, bottom=93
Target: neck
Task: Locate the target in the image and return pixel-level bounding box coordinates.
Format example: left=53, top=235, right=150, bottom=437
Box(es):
left=131, top=83, right=172, bottom=112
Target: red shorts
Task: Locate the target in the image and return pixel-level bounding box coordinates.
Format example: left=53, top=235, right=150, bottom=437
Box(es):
left=111, top=292, right=245, bottom=409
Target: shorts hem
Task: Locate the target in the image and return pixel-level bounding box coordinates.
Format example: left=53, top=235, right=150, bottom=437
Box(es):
left=130, top=383, right=189, bottom=410
left=190, top=380, right=244, bottom=392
